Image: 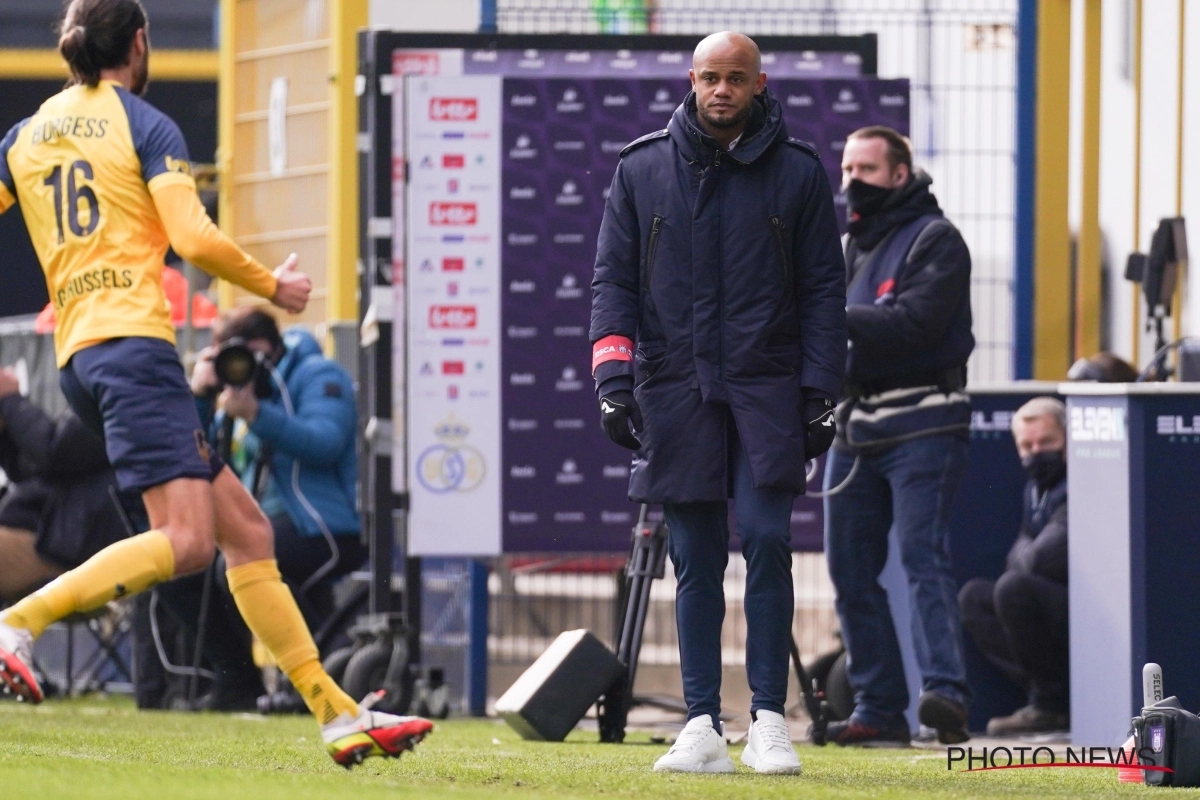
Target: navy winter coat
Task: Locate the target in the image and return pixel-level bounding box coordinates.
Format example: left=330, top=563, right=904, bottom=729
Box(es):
left=590, top=89, right=847, bottom=503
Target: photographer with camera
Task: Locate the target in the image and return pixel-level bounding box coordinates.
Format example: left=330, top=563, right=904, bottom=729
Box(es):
left=151, top=309, right=364, bottom=709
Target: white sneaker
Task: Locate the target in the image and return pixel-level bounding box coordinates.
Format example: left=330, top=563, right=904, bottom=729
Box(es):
left=0, top=620, right=42, bottom=703
left=741, top=710, right=801, bottom=774
left=653, top=716, right=735, bottom=773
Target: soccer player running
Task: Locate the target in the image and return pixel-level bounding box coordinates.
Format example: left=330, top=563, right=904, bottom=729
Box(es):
left=0, top=0, right=432, bottom=768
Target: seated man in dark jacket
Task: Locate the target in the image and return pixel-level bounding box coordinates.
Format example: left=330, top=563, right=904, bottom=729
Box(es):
left=0, top=367, right=131, bottom=602
left=154, top=309, right=366, bottom=710
left=959, top=396, right=1068, bottom=735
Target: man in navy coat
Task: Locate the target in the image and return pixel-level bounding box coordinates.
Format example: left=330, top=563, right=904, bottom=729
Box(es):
left=590, top=31, right=846, bottom=775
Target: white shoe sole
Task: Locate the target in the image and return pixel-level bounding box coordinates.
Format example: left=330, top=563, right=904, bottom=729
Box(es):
left=741, top=746, right=801, bottom=775
left=653, top=756, right=736, bottom=774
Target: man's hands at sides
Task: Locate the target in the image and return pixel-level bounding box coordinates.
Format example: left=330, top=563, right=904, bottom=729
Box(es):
left=597, top=388, right=835, bottom=457
left=803, top=397, right=837, bottom=460
left=270, top=253, right=311, bottom=314
left=600, top=389, right=643, bottom=451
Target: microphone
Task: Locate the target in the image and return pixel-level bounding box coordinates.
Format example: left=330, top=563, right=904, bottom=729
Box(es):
left=1143, top=662, right=1164, bottom=707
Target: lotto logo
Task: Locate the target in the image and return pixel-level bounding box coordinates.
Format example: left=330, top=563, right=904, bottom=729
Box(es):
left=442, top=154, right=465, bottom=168
left=429, top=305, right=477, bottom=329
left=429, top=97, right=478, bottom=121
left=429, top=202, right=477, bottom=226
left=442, top=257, right=464, bottom=272
left=395, top=53, right=439, bottom=75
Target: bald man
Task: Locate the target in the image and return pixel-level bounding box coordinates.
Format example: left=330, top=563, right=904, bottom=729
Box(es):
left=591, top=32, right=846, bottom=774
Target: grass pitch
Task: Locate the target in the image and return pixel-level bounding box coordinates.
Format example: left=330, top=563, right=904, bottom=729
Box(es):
left=0, top=698, right=1187, bottom=799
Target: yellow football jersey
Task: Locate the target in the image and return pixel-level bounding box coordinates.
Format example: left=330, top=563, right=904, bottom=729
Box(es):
left=0, top=80, right=195, bottom=366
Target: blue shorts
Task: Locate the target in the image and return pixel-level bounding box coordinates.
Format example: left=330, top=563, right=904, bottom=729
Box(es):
left=60, top=337, right=223, bottom=493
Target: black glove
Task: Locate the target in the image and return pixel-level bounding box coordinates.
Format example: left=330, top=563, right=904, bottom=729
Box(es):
left=599, top=389, right=643, bottom=451
left=803, top=398, right=836, bottom=460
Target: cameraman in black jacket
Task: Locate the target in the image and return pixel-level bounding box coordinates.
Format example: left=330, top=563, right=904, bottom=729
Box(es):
left=823, top=125, right=975, bottom=746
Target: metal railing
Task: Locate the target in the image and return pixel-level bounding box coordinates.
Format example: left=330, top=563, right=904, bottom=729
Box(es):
left=489, top=552, right=841, bottom=671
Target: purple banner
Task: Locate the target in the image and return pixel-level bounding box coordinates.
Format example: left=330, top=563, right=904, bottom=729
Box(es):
left=500, top=77, right=909, bottom=553
left=437, top=48, right=863, bottom=78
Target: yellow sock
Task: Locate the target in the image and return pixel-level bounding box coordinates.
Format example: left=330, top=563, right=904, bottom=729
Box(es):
left=227, top=559, right=357, bottom=724
left=0, top=531, right=174, bottom=638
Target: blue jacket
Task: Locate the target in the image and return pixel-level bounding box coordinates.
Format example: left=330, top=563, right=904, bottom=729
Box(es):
left=199, top=328, right=359, bottom=537
left=590, top=89, right=847, bottom=502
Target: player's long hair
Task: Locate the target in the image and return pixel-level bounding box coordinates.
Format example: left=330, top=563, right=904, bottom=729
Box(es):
left=58, top=0, right=148, bottom=88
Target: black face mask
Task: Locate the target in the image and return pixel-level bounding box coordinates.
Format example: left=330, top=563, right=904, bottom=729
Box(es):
left=844, top=179, right=893, bottom=222
left=1022, top=450, right=1066, bottom=490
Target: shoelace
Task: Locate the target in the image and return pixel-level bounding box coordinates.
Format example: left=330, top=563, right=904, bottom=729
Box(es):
left=669, top=724, right=712, bottom=753
left=361, top=690, right=386, bottom=711
left=756, top=719, right=794, bottom=753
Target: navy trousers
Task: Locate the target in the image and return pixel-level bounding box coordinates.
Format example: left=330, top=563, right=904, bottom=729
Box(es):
left=664, top=428, right=795, bottom=730
left=824, top=435, right=972, bottom=728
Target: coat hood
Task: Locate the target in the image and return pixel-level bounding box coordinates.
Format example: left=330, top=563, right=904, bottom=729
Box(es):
left=668, top=87, right=788, bottom=165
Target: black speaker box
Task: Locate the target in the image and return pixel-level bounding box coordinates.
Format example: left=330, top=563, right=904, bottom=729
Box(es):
left=495, top=629, right=624, bottom=741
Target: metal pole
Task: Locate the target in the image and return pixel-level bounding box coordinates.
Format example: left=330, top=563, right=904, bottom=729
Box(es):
left=1013, top=0, right=1038, bottom=379
left=1171, top=0, right=1187, bottom=354
left=187, top=562, right=215, bottom=706
left=479, top=0, right=498, bottom=33
left=1077, top=1, right=1102, bottom=360
left=1131, top=0, right=1144, bottom=362
left=183, top=262, right=197, bottom=361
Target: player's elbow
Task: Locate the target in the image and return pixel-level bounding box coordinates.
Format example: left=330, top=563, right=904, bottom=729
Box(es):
left=168, top=230, right=206, bottom=266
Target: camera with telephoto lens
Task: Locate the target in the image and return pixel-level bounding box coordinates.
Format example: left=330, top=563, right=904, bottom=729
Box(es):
left=213, top=337, right=274, bottom=399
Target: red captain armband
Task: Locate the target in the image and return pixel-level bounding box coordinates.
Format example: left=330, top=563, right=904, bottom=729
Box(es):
left=592, top=335, right=634, bottom=373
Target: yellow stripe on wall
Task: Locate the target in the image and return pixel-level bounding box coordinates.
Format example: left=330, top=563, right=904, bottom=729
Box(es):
left=1076, top=0, right=1102, bottom=360
left=0, top=49, right=217, bottom=81
left=1033, top=0, right=1073, bottom=380
left=326, top=0, right=368, bottom=324
left=216, top=0, right=236, bottom=312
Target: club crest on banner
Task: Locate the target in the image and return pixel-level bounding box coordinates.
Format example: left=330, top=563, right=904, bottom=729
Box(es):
left=416, top=415, right=487, bottom=493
